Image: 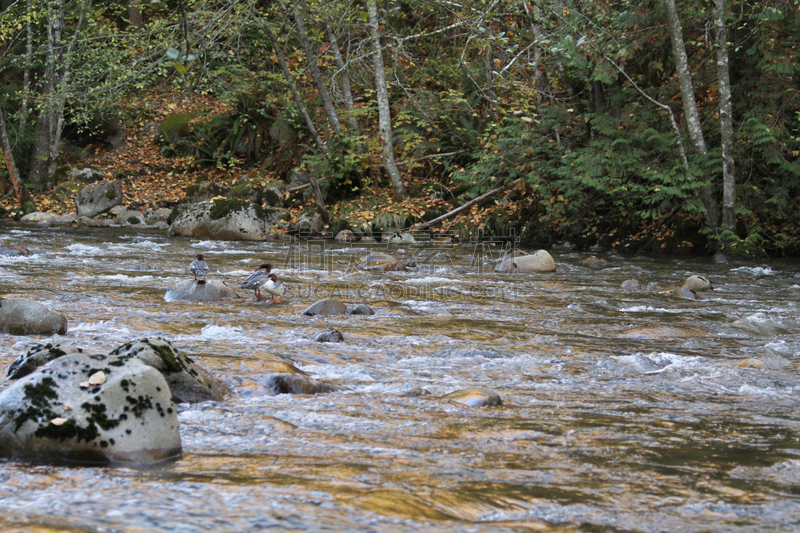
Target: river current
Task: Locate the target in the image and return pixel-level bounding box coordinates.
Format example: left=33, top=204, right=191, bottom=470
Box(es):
left=1, top=224, right=800, bottom=532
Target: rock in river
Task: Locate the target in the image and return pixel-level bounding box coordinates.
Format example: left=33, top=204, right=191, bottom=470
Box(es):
left=0, top=351, right=181, bottom=464
left=0, top=299, right=68, bottom=336
left=164, top=279, right=239, bottom=302
left=443, top=388, right=503, bottom=408
left=109, top=337, right=232, bottom=403
left=301, top=298, right=348, bottom=316
left=682, top=275, right=713, bottom=292
left=494, top=250, right=556, bottom=273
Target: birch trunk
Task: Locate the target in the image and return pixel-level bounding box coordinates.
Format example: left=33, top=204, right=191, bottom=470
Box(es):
left=291, top=0, right=342, bottom=136
left=366, top=0, right=407, bottom=200
left=714, top=0, right=736, bottom=235
left=326, top=21, right=360, bottom=136
left=663, top=0, right=720, bottom=230
left=17, top=0, right=34, bottom=134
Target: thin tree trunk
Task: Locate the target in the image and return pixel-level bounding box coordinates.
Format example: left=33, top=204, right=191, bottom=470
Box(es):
left=326, top=21, right=360, bottom=136
left=262, top=22, right=328, bottom=154
left=0, top=108, right=34, bottom=211
left=663, top=0, right=719, bottom=230
left=289, top=0, right=342, bottom=137
left=17, top=0, right=34, bottom=134
left=714, top=0, right=736, bottom=235
left=366, top=0, right=407, bottom=200
left=411, top=179, right=521, bottom=231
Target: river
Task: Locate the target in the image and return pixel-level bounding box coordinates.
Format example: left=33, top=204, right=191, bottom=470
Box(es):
left=1, top=224, right=799, bottom=532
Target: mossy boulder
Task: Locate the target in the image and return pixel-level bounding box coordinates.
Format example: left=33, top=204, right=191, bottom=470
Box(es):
left=6, top=342, right=84, bottom=379
left=168, top=199, right=278, bottom=241
left=75, top=181, right=124, bottom=218
left=183, top=181, right=231, bottom=204
left=0, top=352, right=181, bottom=464
left=109, top=337, right=232, bottom=403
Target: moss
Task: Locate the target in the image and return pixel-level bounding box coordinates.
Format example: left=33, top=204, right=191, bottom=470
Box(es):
left=147, top=341, right=185, bottom=373
left=105, top=187, right=118, bottom=200
left=208, top=198, right=264, bottom=221
left=126, top=395, right=154, bottom=418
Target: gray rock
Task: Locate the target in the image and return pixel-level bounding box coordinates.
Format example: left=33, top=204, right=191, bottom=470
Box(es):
left=75, top=182, right=124, bottom=218
left=295, top=213, right=324, bottom=235
left=20, top=212, right=55, bottom=224
left=168, top=200, right=278, bottom=241
left=443, top=389, right=503, bottom=408
left=164, top=280, right=239, bottom=302
left=116, top=210, right=146, bottom=226
left=109, top=337, right=232, bottom=403
left=263, top=374, right=337, bottom=395
left=144, top=208, right=173, bottom=225
left=682, top=275, right=713, bottom=292
left=301, top=299, right=348, bottom=316
left=73, top=216, right=101, bottom=227
left=52, top=214, right=76, bottom=225
left=347, top=304, right=375, bottom=316
left=0, top=352, right=181, bottom=464
left=6, top=342, right=84, bottom=379
left=262, top=186, right=284, bottom=208
left=398, top=388, right=431, bottom=398
left=495, top=250, right=556, bottom=273
left=314, top=329, right=344, bottom=343
left=289, top=169, right=310, bottom=185
left=335, top=229, right=354, bottom=243
left=108, top=205, right=128, bottom=217
left=0, top=299, right=67, bottom=336
left=184, top=182, right=231, bottom=204
left=621, top=279, right=641, bottom=290
left=69, top=167, right=105, bottom=183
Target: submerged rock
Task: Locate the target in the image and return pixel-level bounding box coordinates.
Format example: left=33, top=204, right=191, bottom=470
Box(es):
left=621, top=279, right=641, bottom=290
left=0, top=299, right=68, bottom=336
left=0, top=352, right=181, bottom=464
left=347, top=304, right=375, bottom=316
left=443, top=389, right=503, bottom=408
left=110, top=337, right=232, bottom=403
left=264, top=374, right=337, bottom=395
left=301, top=298, right=348, bottom=316
left=315, top=328, right=344, bottom=343
left=164, top=279, right=239, bottom=302
left=494, top=250, right=556, bottom=273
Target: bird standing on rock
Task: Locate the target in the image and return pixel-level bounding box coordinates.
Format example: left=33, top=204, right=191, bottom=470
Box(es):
left=190, top=254, right=209, bottom=282
left=239, top=263, right=273, bottom=297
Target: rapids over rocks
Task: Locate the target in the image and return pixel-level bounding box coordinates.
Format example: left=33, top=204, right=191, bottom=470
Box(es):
left=1, top=224, right=800, bottom=532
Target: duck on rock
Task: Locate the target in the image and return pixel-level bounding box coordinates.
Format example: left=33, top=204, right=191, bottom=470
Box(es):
left=190, top=254, right=209, bottom=282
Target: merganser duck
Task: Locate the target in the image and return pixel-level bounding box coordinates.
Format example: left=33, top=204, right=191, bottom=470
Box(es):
left=190, top=254, right=209, bottom=281
left=261, top=273, right=288, bottom=303
left=239, top=263, right=273, bottom=297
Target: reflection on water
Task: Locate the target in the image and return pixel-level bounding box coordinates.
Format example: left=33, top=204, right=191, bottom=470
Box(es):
left=2, top=225, right=800, bottom=532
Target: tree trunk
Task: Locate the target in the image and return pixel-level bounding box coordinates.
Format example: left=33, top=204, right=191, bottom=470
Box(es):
left=18, top=0, right=34, bottom=134
left=411, top=179, right=521, bottom=231
left=262, top=21, right=328, bottom=154
left=714, top=0, right=736, bottom=235
left=366, top=0, right=407, bottom=200
left=663, top=0, right=719, bottom=230
left=290, top=0, right=342, bottom=137
left=129, top=0, right=143, bottom=29
left=326, top=21, right=361, bottom=137
left=0, top=108, right=34, bottom=211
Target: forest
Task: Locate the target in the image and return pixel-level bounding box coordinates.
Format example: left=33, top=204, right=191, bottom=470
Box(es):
left=0, top=0, right=798, bottom=257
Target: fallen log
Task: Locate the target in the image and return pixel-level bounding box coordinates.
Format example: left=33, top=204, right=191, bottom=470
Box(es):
left=410, top=178, right=522, bottom=231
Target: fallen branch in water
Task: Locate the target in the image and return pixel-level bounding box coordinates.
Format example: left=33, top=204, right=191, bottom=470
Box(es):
left=410, top=178, right=522, bottom=231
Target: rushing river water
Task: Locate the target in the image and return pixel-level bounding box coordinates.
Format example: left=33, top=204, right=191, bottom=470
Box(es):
left=1, top=224, right=800, bottom=532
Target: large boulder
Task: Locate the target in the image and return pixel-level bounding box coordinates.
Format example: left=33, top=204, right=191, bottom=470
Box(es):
left=494, top=250, right=556, bottom=273
left=167, top=199, right=280, bottom=241
left=0, top=299, right=67, bottom=336
left=164, top=280, right=239, bottom=302
left=20, top=212, right=55, bottom=224
left=301, top=299, right=348, bottom=316
left=6, top=342, right=84, bottom=379
left=0, top=352, right=181, bottom=464
left=75, top=181, right=124, bottom=218
left=109, top=337, right=232, bottom=403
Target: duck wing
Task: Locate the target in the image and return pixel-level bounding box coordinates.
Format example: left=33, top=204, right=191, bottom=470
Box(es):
left=239, top=269, right=266, bottom=289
